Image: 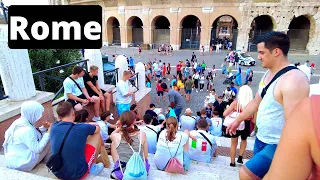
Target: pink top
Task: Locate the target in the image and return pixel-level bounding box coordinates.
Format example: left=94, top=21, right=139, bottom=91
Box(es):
left=309, top=95, right=320, bottom=179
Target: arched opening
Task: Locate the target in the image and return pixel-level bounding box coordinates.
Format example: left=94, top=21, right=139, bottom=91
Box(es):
left=288, top=15, right=310, bottom=51
left=128, top=16, right=144, bottom=46
left=249, top=15, right=274, bottom=51
left=210, top=15, right=238, bottom=50
left=180, top=15, right=201, bottom=49
left=152, top=16, right=170, bottom=48
left=106, top=17, right=121, bottom=46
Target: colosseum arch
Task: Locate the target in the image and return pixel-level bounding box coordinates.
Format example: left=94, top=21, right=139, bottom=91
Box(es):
left=127, top=16, right=144, bottom=46
left=180, top=15, right=202, bottom=49
left=106, top=16, right=121, bottom=46
left=248, top=15, right=276, bottom=51
left=151, top=15, right=171, bottom=48
left=210, top=15, right=238, bottom=50
left=287, top=15, right=315, bottom=51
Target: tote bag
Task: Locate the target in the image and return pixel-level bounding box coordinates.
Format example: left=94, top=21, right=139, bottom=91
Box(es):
left=223, top=103, right=245, bottom=131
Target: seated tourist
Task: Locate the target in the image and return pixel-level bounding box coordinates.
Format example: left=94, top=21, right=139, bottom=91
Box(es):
left=63, top=65, right=101, bottom=121
left=138, top=114, right=166, bottom=154
left=96, top=111, right=116, bottom=142
left=3, top=101, right=51, bottom=171
left=154, top=117, right=191, bottom=172
left=188, top=119, right=217, bottom=163
left=145, top=103, right=159, bottom=125
left=180, top=108, right=196, bottom=131
left=75, top=109, right=89, bottom=123
left=110, top=111, right=149, bottom=179
left=83, top=65, right=113, bottom=112
left=196, top=108, right=213, bottom=131
left=50, top=102, right=104, bottom=179
left=210, top=111, right=223, bottom=136
left=264, top=95, right=320, bottom=180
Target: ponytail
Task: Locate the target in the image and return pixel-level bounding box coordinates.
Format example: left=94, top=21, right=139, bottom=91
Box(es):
left=166, top=123, right=177, bottom=142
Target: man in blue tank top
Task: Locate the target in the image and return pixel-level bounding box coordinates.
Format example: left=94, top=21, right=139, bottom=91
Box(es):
left=226, top=32, right=310, bottom=179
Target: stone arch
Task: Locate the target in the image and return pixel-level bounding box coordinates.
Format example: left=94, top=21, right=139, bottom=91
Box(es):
left=287, top=15, right=314, bottom=51
left=106, top=16, right=121, bottom=45
left=151, top=15, right=171, bottom=47
left=210, top=15, right=238, bottom=50
left=126, top=16, right=144, bottom=46
left=249, top=15, right=276, bottom=44
left=180, top=15, right=202, bottom=49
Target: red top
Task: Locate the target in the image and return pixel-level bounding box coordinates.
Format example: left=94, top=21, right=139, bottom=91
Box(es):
left=156, top=83, right=163, bottom=91
left=310, top=63, right=315, bottom=68
left=309, top=95, right=320, bottom=180
left=176, top=64, right=181, bottom=71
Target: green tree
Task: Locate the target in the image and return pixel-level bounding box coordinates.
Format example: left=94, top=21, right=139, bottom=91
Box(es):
left=29, top=49, right=81, bottom=93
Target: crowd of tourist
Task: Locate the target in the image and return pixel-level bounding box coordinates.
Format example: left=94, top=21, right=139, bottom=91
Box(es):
left=2, top=31, right=320, bottom=180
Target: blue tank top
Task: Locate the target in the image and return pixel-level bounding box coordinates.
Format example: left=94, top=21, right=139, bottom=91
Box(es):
left=256, top=70, right=285, bottom=144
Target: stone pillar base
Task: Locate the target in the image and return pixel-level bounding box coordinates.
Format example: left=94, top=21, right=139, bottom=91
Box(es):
left=171, top=44, right=180, bottom=51
left=121, top=43, right=130, bottom=48
left=0, top=91, right=55, bottom=145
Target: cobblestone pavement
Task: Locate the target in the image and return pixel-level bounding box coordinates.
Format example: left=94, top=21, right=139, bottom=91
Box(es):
left=101, top=47, right=320, bottom=115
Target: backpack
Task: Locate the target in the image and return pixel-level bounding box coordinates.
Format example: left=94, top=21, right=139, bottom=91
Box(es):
left=120, top=133, right=147, bottom=180
left=164, top=134, right=185, bottom=174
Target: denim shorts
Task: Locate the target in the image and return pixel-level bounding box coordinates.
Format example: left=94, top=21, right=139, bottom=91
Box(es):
left=244, top=138, right=277, bottom=179
left=185, top=89, right=192, bottom=94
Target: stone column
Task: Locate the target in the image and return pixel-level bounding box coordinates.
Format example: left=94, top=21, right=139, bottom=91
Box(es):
left=105, top=25, right=114, bottom=47
left=85, top=49, right=104, bottom=88
left=120, top=26, right=132, bottom=48
left=236, top=27, right=251, bottom=52
left=0, top=25, right=36, bottom=101
left=200, top=26, right=211, bottom=52
left=143, top=26, right=152, bottom=46
left=170, top=26, right=182, bottom=50
left=306, top=12, right=320, bottom=55
left=115, top=55, right=128, bottom=81
left=135, top=62, right=146, bottom=90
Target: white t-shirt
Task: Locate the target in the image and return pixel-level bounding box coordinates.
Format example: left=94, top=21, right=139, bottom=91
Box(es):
left=154, top=130, right=188, bottom=170
left=153, top=63, right=159, bottom=71
left=96, top=121, right=111, bottom=141
left=63, top=77, right=85, bottom=100
left=193, top=62, right=198, bottom=69
left=116, top=80, right=132, bottom=104
left=223, top=89, right=235, bottom=102
left=200, top=76, right=206, bottom=84
left=180, top=115, right=196, bottom=131
left=188, top=130, right=217, bottom=163
left=192, top=74, right=199, bottom=80
left=210, top=117, right=223, bottom=136
left=298, top=64, right=311, bottom=82
left=139, top=125, right=161, bottom=154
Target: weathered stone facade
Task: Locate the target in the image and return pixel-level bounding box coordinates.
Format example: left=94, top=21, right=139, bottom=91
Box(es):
left=70, top=0, right=320, bottom=55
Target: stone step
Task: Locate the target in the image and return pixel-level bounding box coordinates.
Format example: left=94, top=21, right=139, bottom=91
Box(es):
left=0, top=153, right=242, bottom=180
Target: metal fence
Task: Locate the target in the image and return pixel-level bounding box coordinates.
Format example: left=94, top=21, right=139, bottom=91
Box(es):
left=181, top=28, right=200, bottom=49
left=33, top=59, right=89, bottom=106
left=153, top=29, right=170, bottom=48
left=132, top=28, right=143, bottom=46
left=104, top=68, right=118, bottom=86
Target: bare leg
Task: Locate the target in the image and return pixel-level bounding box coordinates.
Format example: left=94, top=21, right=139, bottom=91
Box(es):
left=239, top=167, right=253, bottom=180
left=104, top=92, right=112, bottom=112
left=86, top=132, right=102, bottom=162
left=92, top=96, right=101, bottom=117
left=99, top=95, right=106, bottom=112
left=230, top=137, right=238, bottom=164
left=239, top=139, right=247, bottom=157
left=74, top=104, right=83, bottom=111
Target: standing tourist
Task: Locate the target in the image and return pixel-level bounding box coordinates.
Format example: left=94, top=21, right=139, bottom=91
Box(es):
left=185, top=76, right=194, bottom=102
left=227, top=32, right=309, bottom=179
left=116, top=70, right=134, bottom=116
left=192, top=71, right=200, bottom=93
left=161, top=83, right=184, bottom=122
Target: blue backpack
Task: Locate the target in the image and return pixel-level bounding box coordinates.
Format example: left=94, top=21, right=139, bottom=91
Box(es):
left=168, top=108, right=177, bottom=118
left=120, top=133, right=147, bottom=180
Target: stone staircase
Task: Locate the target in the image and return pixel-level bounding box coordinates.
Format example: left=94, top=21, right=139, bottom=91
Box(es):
left=0, top=136, right=254, bottom=180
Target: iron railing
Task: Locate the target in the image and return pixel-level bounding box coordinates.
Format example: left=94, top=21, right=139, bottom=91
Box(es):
left=0, top=75, right=8, bottom=100
left=104, top=68, right=119, bottom=86
left=129, top=72, right=139, bottom=92
left=33, top=59, right=89, bottom=106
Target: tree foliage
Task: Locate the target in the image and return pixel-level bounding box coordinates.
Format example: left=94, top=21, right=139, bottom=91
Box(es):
left=29, top=49, right=81, bottom=93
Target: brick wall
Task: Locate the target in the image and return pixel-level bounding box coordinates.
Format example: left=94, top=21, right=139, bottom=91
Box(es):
left=0, top=101, right=55, bottom=145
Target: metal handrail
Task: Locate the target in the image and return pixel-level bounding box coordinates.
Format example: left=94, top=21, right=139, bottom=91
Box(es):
left=0, top=75, right=8, bottom=100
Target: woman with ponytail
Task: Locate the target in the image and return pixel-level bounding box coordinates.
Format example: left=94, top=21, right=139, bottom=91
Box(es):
left=154, top=116, right=191, bottom=172
left=223, top=85, right=253, bottom=167
left=110, top=111, right=149, bottom=179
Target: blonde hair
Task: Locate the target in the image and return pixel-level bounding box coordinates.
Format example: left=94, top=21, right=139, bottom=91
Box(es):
left=166, top=117, right=178, bottom=142
left=90, top=65, right=99, bottom=71
left=237, top=85, right=253, bottom=111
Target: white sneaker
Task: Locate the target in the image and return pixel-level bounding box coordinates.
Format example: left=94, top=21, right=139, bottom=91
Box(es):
left=92, top=116, right=101, bottom=122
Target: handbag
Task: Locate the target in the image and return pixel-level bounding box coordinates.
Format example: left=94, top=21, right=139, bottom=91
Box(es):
left=46, top=123, right=74, bottom=172
left=164, top=134, right=185, bottom=174
left=223, top=103, right=245, bottom=131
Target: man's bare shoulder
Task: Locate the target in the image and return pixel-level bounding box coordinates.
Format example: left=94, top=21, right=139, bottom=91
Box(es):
left=279, top=69, right=310, bottom=94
